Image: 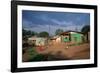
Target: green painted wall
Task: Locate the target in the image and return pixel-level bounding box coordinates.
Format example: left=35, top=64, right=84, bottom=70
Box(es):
left=71, top=33, right=83, bottom=43
left=61, top=36, right=70, bottom=42
left=63, top=37, right=70, bottom=42
left=61, top=32, right=83, bottom=43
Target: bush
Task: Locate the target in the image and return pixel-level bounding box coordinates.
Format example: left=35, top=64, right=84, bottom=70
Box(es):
left=29, top=54, right=47, bottom=61
left=23, top=42, right=29, bottom=47
left=22, top=49, right=26, bottom=54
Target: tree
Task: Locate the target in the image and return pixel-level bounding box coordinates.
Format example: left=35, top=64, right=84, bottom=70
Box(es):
left=81, top=25, right=90, bottom=33
left=31, top=31, right=36, bottom=36
left=22, top=29, right=27, bottom=36
left=38, top=31, right=49, bottom=37
left=81, top=25, right=90, bottom=42
left=23, top=29, right=38, bottom=37
left=26, top=30, right=32, bottom=35
left=22, top=29, right=31, bottom=36
left=55, top=29, right=63, bottom=35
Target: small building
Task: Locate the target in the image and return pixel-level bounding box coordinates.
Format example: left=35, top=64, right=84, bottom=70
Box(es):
left=35, top=37, right=47, bottom=46
left=83, top=32, right=90, bottom=42
left=60, top=31, right=84, bottom=43
left=28, top=37, right=48, bottom=46
left=60, top=32, right=70, bottom=42
left=28, top=36, right=37, bottom=46
left=50, top=36, right=61, bottom=44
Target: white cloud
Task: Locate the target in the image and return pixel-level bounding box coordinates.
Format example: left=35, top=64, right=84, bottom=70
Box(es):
left=50, top=18, right=74, bottom=26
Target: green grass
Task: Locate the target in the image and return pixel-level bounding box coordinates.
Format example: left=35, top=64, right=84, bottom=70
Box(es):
left=26, top=47, right=47, bottom=62
left=29, top=54, right=47, bottom=61
left=27, top=47, right=38, bottom=61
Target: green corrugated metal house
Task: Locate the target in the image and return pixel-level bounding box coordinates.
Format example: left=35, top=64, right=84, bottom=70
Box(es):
left=60, top=31, right=84, bottom=43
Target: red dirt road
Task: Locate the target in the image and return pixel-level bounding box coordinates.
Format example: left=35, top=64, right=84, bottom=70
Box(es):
left=37, top=42, right=90, bottom=60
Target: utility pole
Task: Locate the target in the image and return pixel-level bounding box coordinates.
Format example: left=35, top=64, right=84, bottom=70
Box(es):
left=48, top=24, right=50, bottom=37
left=75, top=24, right=78, bottom=31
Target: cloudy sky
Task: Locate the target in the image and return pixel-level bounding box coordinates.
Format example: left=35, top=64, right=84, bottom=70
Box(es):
left=22, top=10, right=90, bottom=36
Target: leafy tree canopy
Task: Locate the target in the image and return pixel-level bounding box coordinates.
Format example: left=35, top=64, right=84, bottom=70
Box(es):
left=55, top=29, right=63, bottom=35
left=38, top=31, right=49, bottom=37
left=81, top=25, right=90, bottom=33
left=22, top=29, right=38, bottom=37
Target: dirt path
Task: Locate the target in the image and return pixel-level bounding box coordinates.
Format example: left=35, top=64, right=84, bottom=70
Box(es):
left=37, top=42, right=90, bottom=59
